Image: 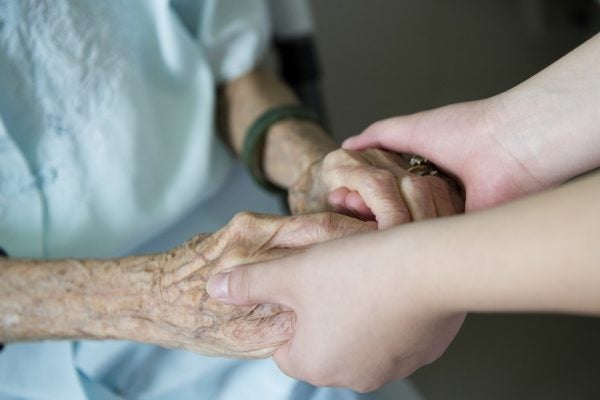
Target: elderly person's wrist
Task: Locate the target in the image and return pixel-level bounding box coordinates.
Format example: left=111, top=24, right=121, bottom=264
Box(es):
left=262, top=118, right=335, bottom=189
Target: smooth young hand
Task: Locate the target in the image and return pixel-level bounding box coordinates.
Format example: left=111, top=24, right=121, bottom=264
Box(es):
left=206, top=228, right=465, bottom=392
left=343, top=33, right=600, bottom=211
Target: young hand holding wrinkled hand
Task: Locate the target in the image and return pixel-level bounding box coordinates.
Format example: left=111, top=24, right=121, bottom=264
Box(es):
left=209, top=33, right=600, bottom=391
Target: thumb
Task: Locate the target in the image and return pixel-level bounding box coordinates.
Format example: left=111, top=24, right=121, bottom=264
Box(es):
left=207, top=262, right=287, bottom=306
left=342, top=112, right=434, bottom=159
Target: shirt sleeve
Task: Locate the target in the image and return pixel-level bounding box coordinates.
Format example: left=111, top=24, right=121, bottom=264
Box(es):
left=197, top=0, right=271, bottom=83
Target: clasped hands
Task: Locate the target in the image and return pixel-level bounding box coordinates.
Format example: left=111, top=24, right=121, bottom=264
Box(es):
left=201, top=96, right=549, bottom=390
left=146, top=145, right=465, bottom=390
left=182, top=40, right=598, bottom=390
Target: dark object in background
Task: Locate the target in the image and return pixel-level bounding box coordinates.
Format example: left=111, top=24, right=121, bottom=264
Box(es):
left=275, top=36, right=327, bottom=124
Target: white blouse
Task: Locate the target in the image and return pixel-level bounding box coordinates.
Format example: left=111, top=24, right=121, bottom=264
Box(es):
left=0, top=0, right=270, bottom=258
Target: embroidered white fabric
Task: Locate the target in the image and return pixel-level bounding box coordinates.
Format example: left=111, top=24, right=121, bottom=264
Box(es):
left=0, top=0, right=270, bottom=258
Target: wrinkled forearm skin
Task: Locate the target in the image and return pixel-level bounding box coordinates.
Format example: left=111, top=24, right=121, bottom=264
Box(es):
left=0, top=232, right=295, bottom=359
left=0, top=212, right=373, bottom=358
left=0, top=253, right=162, bottom=343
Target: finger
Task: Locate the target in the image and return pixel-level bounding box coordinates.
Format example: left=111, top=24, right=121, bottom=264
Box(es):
left=325, top=168, right=411, bottom=229
left=399, top=176, right=437, bottom=220
left=344, top=191, right=375, bottom=220
left=329, top=188, right=363, bottom=218
left=360, top=150, right=415, bottom=220
left=427, top=176, right=458, bottom=217
left=328, top=187, right=351, bottom=210
left=322, top=149, right=412, bottom=227
left=361, top=149, right=441, bottom=222
left=342, top=115, right=425, bottom=154
left=207, top=261, right=291, bottom=306
left=270, top=213, right=376, bottom=248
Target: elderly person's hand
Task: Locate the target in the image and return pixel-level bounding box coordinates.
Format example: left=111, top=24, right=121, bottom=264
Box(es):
left=219, top=68, right=464, bottom=227
left=145, top=211, right=375, bottom=357
left=0, top=212, right=374, bottom=358
left=289, top=148, right=464, bottom=228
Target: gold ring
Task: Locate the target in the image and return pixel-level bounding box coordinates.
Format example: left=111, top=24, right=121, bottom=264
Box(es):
left=407, top=155, right=439, bottom=176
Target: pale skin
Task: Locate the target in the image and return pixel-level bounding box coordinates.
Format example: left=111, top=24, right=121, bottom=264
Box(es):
left=0, top=66, right=457, bottom=352
left=208, top=34, right=600, bottom=390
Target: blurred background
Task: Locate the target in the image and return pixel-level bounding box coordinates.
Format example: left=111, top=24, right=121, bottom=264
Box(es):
left=306, top=1, right=600, bottom=399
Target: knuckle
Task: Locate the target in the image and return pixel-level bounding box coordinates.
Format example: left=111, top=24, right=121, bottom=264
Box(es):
left=315, top=212, right=336, bottom=234
left=402, top=174, right=419, bottom=185
left=400, top=175, right=420, bottom=192
left=323, top=149, right=361, bottom=170
left=322, top=149, right=344, bottom=169
left=365, top=169, right=395, bottom=191
left=230, top=211, right=256, bottom=226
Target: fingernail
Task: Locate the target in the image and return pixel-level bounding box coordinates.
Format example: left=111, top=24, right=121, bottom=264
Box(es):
left=207, top=273, right=229, bottom=299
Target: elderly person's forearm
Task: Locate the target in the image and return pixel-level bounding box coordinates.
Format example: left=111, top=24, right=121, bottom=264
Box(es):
left=0, top=212, right=374, bottom=357
left=0, top=232, right=292, bottom=358
left=0, top=254, right=165, bottom=343
left=220, top=67, right=335, bottom=189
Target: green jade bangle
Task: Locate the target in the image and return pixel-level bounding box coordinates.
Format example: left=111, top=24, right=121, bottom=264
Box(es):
left=242, top=105, right=324, bottom=192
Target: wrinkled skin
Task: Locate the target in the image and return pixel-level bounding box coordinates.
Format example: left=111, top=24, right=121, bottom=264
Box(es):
left=289, top=149, right=464, bottom=228
left=147, top=212, right=375, bottom=358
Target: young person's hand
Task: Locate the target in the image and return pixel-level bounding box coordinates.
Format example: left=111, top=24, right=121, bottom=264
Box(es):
left=208, top=171, right=600, bottom=391
left=207, top=227, right=465, bottom=392
left=344, top=34, right=600, bottom=211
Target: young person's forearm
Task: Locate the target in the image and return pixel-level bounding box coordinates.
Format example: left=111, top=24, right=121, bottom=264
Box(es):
left=385, top=171, right=600, bottom=316
left=495, top=33, right=600, bottom=186
left=220, top=67, right=335, bottom=188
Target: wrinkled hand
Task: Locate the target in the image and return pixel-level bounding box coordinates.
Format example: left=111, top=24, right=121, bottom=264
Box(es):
left=289, top=148, right=463, bottom=228
left=207, top=227, right=465, bottom=392
left=145, top=211, right=375, bottom=358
